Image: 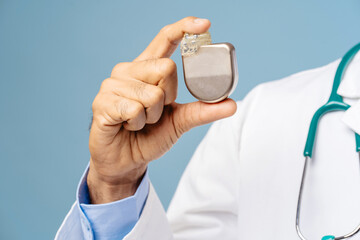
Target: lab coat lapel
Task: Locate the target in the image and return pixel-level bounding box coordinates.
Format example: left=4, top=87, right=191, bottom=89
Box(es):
left=337, top=50, right=360, bottom=135
left=337, top=51, right=360, bottom=98
left=342, top=100, right=360, bottom=135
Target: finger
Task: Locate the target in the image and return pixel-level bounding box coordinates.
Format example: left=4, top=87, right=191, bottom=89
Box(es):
left=172, top=98, right=237, bottom=135
left=94, top=94, right=146, bottom=131
left=111, top=59, right=178, bottom=105
left=122, top=98, right=146, bottom=131
left=102, top=78, right=165, bottom=124
left=134, top=16, right=211, bottom=61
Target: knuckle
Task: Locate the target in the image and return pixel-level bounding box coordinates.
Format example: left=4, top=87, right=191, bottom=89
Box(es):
left=148, top=86, right=165, bottom=105
left=160, top=24, right=172, bottom=36
left=111, top=62, right=130, bottom=77
left=153, top=87, right=165, bottom=102
left=163, top=58, right=177, bottom=72
left=183, top=16, right=195, bottom=22
left=95, top=116, right=109, bottom=127
left=91, top=94, right=102, bottom=113
left=91, top=111, right=111, bottom=129
left=181, top=16, right=197, bottom=24
left=127, top=102, right=144, bottom=119
left=158, top=58, right=177, bottom=77
left=100, top=78, right=114, bottom=91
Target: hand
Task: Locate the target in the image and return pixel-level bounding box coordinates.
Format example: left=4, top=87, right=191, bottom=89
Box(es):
left=87, top=17, right=237, bottom=204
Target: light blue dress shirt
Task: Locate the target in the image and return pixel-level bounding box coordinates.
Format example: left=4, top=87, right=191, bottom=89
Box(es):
left=60, top=164, right=150, bottom=240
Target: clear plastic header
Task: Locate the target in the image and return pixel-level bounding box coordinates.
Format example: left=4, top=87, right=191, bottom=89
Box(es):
left=180, top=32, right=212, bottom=57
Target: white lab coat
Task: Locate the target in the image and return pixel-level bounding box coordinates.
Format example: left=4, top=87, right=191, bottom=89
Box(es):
left=60, top=53, right=360, bottom=240
left=124, top=53, right=360, bottom=240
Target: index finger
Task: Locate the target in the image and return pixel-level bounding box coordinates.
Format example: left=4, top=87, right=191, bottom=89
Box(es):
left=134, top=17, right=211, bottom=61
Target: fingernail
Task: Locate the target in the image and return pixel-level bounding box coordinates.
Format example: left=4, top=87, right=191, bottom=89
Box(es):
left=193, top=18, right=208, bottom=24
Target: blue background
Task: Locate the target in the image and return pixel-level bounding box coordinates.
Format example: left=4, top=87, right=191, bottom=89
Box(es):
left=1, top=0, right=359, bottom=239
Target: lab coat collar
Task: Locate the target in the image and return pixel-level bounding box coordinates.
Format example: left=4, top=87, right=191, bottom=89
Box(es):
left=337, top=50, right=360, bottom=99
left=337, top=49, right=360, bottom=135
left=342, top=100, right=360, bottom=135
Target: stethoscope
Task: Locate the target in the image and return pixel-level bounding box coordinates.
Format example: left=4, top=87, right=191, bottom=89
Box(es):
left=296, top=42, right=360, bottom=240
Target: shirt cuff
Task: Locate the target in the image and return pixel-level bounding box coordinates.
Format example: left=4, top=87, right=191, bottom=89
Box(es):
left=77, top=164, right=150, bottom=240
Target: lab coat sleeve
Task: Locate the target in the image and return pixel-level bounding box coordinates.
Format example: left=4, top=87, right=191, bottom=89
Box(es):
left=123, top=183, right=174, bottom=240
left=166, top=101, right=245, bottom=240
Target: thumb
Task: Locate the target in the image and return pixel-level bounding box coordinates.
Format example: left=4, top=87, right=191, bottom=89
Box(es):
left=172, top=98, right=237, bottom=135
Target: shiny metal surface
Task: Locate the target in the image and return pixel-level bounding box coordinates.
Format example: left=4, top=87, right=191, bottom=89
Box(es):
left=182, top=43, right=238, bottom=103
left=296, top=156, right=310, bottom=240
left=296, top=153, right=360, bottom=240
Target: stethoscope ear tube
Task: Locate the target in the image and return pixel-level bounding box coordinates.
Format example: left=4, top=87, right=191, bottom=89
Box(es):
left=297, top=42, right=360, bottom=240
left=303, top=102, right=352, bottom=158
left=303, top=42, right=360, bottom=158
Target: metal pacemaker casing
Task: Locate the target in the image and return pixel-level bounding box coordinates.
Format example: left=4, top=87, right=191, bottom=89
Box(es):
left=182, top=43, right=238, bottom=103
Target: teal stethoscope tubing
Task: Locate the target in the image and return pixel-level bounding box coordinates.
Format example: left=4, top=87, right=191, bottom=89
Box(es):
left=296, top=43, right=360, bottom=240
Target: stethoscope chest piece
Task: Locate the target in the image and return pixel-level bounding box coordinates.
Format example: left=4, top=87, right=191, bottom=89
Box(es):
left=321, top=236, right=335, bottom=240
